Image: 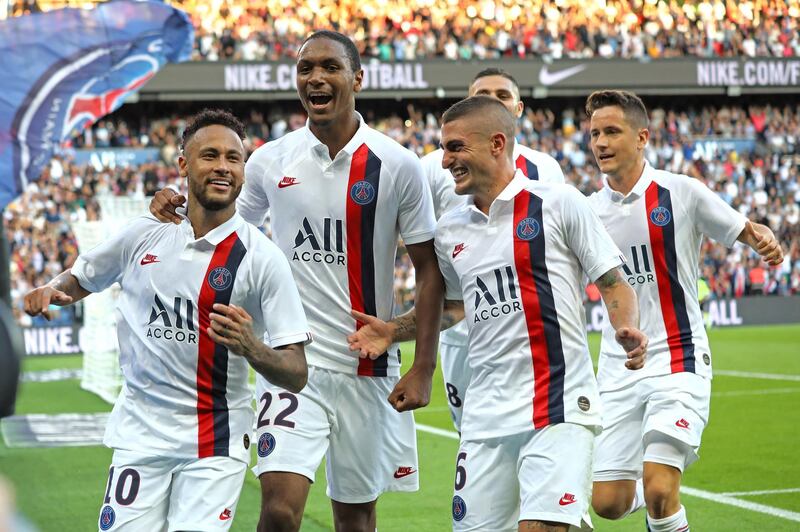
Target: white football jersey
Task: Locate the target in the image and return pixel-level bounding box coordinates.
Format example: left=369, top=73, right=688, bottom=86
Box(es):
left=435, top=172, right=623, bottom=441
left=422, top=142, right=565, bottom=346
left=242, top=114, right=436, bottom=376
left=71, top=213, right=312, bottom=462
left=589, top=163, right=746, bottom=392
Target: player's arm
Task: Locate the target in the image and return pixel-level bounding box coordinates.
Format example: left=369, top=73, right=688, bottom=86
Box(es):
left=736, top=220, right=783, bottom=265
left=386, top=240, right=444, bottom=411
left=595, top=267, right=647, bottom=370
left=24, top=270, right=91, bottom=321
left=208, top=303, right=307, bottom=393
left=349, top=299, right=465, bottom=358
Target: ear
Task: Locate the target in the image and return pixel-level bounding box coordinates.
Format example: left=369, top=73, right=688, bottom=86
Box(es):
left=514, top=99, right=524, bottom=119
left=637, top=128, right=650, bottom=151
left=178, top=155, right=188, bottom=178
left=353, top=68, right=364, bottom=94
left=490, top=132, right=508, bottom=157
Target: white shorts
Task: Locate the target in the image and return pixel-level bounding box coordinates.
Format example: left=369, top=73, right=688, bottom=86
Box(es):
left=97, top=449, right=247, bottom=532
left=253, top=366, right=418, bottom=503
left=593, top=372, right=711, bottom=481
left=439, top=340, right=470, bottom=432
left=453, top=423, right=595, bottom=531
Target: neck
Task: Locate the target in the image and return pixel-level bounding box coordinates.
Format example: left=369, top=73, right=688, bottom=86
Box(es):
left=606, top=158, right=646, bottom=196
left=309, top=111, right=360, bottom=159
left=474, top=166, right=515, bottom=215
left=187, top=201, right=236, bottom=239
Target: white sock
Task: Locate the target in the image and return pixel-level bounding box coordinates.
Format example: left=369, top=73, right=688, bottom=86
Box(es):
left=624, top=478, right=646, bottom=517
left=647, top=505, right=690, bottom=532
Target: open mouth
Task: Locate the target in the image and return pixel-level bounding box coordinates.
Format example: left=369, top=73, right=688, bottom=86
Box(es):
left=208, top=179, right=232, bottom=191
left=598, top=153, right=614, bottom=162
left=451, top=166, right=468, bottom=180
left=308, top=93, right=333, bottom=109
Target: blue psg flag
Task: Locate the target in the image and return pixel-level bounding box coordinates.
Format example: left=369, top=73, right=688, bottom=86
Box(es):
left=0, top=0, right=193, bottom=210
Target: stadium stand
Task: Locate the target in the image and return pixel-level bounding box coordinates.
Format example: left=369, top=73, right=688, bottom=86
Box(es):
left=9, top=0, right=800, bottom=60
left=5, top=101, right=799, bottom=321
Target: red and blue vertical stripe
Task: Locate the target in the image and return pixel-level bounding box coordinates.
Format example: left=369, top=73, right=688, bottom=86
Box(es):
left=645, top=182, right=695, bottom=373
left=515, top=154, right=539, bottom=180
left=512, top=190, right=565, bottom=428
left=196, top=232, right=247, bottom=457
left=346, top=143, right=388, bottom=377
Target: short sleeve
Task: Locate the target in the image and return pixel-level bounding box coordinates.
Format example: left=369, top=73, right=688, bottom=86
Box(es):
left=395, top=153, right=437, bottom=245
left=687, top=177, right=747, bottom=247
left=238, top=153, right=272, bottom=227
left=434, top=223, right=463, bottom=301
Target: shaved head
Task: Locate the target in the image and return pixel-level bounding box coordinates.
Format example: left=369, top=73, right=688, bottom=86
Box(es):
left=441, top=96, right=516, bottom=157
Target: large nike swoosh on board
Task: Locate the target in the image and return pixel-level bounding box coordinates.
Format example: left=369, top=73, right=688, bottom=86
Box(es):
left=538, top=64, right=588, bottom=86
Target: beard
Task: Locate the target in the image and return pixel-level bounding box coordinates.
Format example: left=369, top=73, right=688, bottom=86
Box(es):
left=189, top=179, right=242, bottom=211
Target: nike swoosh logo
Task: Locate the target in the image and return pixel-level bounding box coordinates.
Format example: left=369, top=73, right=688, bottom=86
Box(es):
left=140, top=258, right=159, bottom=265
left=538, top=64, right=587, bottom=86
left=393, top=469, right=416, bottom=479
left=278, top=182, right=300, bottom=188
left=558, top=497, right=577, bottom=506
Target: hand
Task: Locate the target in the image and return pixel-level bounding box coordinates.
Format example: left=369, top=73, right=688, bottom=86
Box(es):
left=615, top=327, right=648, bottom=370
left=742, top=222, right=783, bottom=266
left=207, top=304, right=261, bottom=358
left=24, top=286, right=73, bottom=321
left=347, top=310, right=395, bottom=359
left=388, top=364, right=433, bottom=412
left=149, top=188, right=186, bottom=225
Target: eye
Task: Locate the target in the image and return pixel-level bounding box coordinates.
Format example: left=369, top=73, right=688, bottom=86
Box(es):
left=326, top=64, right=339, bottom=72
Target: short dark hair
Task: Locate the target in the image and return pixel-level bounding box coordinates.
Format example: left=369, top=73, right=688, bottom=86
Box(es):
left=471, top=68, right=520, bottom=95
left=180, top=109, right=246, bottom=152
left=442, top=96, right=516, bottom=148
left=585, top=90, right=649, bottom=129
left=302, top=30, right=361, bottom=72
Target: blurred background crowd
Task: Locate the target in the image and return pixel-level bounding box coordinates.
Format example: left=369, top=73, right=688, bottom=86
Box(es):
left=8, top=0, right=800, bottom=61
left=5, top=98, right=799, bottom=321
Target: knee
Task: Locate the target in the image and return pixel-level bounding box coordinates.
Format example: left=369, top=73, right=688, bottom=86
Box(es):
left=592, top=497, right=630, bottom=521
left=258, top=499, right=302, bottom=532
left=644, top=477, right=679, bottom=518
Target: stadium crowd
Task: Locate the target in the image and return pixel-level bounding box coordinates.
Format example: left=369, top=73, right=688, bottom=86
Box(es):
left=4, top=100, right=799, bottom=323
left=8, top=0, right=800, bottom=61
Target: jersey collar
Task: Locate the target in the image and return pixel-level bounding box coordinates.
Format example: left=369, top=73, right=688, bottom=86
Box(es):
left=181, top=211, right=246, bottom=247
left=465, top=169, right=528, bottom=217
left=304, top=112, right=368, bottom=162
left=602, top=160, right=654, bottom=203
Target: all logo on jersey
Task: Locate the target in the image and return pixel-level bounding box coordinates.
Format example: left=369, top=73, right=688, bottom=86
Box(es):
left=292, top=217, right=346, bottom=265
left=515, top=217, right=540, bottom=240
left=621, top=244, right=655, bottom=286
left=452, top=495, right=467, bottom=521
left=473, top=266, right=522, bottom=323
left=649, top=206, right=672, bottom=227
left=147, top=294, right=197, bottom=344
left=99, top=505, right=116, bottom=530
left=208, top=267, right=233, bottom=291
left=258, top=432, right=276, bottom=457
left=350, top=180, right=376, bottom=205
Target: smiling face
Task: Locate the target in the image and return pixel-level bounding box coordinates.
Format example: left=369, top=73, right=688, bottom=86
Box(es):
left=179, top=124, right=245, bottom=212
left=589, top=105, right=649, bottom=179
left=468, top=75, right=523, bottom=118
left=440, top=115, right=507, bottom=196
left=295, top=37, right=363, bottom=127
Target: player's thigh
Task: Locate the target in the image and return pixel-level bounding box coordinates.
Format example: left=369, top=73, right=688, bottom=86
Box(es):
left=167, top=456, right=247, bottom=531
left=97, top=450, right=174, bottom=532
left=440, top=341, right=470, bottom=431
left=252, top=367, right=332, bottom=483
left=452, top=437, right=521, bottom=532
left=592, top=385, right=645, bottom=482
left=642, top=373, right=711, bottom=470
left=326, top=372, right=418, bottom=503
left=518, top=423, right=594, bottom=531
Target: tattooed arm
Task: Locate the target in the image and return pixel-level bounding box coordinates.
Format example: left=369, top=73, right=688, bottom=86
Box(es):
left=595, top=267, right=648, bottom=370
left=348, top=300, right=465, bottom=360
left=24, top=270, right=91, bottom=321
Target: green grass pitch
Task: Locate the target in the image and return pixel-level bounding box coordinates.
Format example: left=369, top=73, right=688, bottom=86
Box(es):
left=1, top=325, right=798, bottom=530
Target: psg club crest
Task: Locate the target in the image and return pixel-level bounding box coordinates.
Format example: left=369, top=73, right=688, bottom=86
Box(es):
left=350, top=180, right=376, bottom=205
left=452, top=495, right=467, bottom=521
left=650, top=206, right=672, bottom=227
left=99, top=505, right=116, bottom=530
left=208, top=267, right=233, bottom=291
left=515, top=217, right=541, bottom=240
left=258, top=432, right=276, bottom=458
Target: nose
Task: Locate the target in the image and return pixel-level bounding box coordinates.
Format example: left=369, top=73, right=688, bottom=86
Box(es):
left=214, top=155, right=231, bottom=174
left=593, top=133, right=607, bottom=149
left=307, top=65, right=325, bottom=86
left=441, top=150, right=454, bottom=170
